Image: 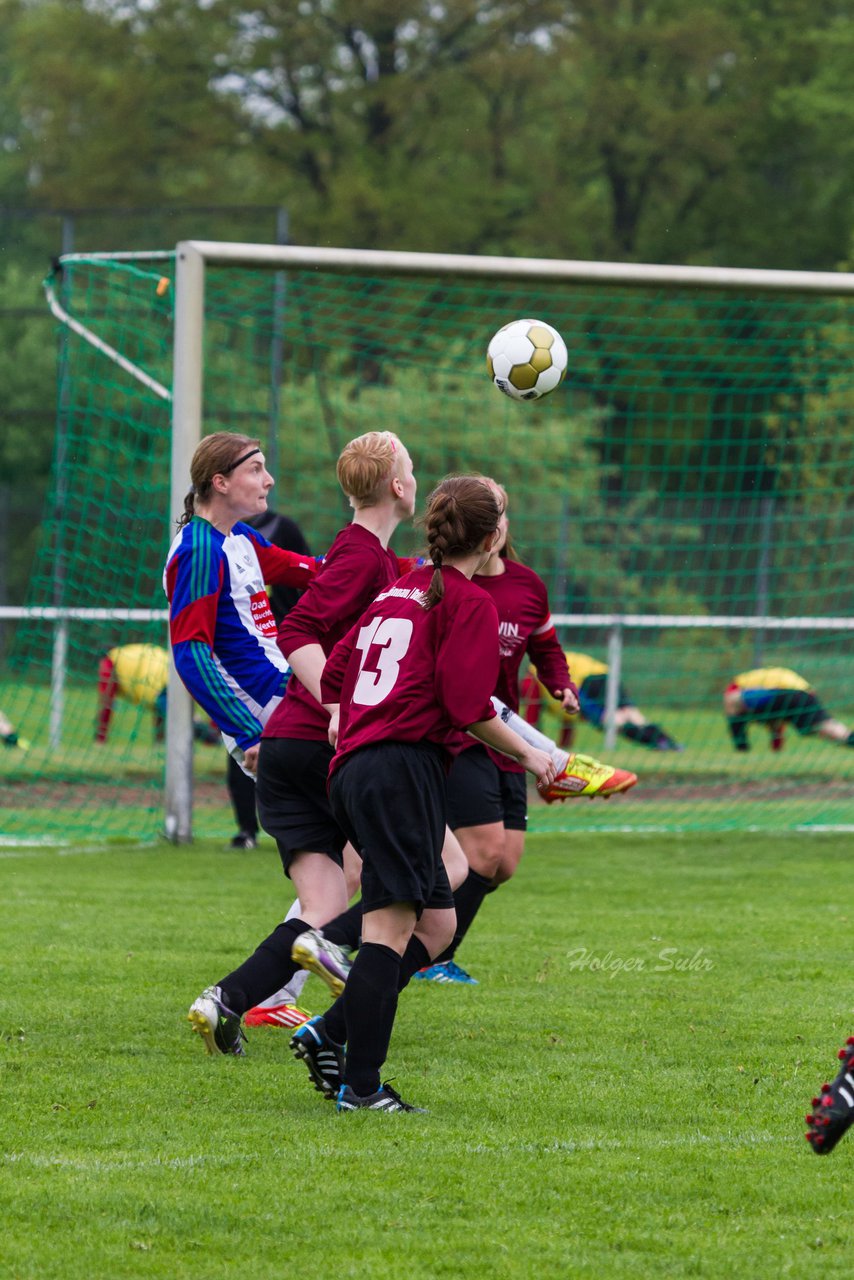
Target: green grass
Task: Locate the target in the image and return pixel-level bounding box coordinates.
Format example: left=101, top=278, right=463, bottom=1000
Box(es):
left=2, top=831, right=854, bottom=1278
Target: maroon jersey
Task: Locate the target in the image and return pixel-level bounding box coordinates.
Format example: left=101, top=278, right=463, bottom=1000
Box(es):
left=321, top=565, right=499, bottom=776
left=466, top=558, right=570, bottom=774
left=476, top=560, right=568, bottom=708
left=264, top=523, right=401, bottom=741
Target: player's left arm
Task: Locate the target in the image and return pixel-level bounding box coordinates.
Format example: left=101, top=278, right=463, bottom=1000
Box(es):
left=243, top=529, right=317, bottom=589
left=526, top=600, right=579, bottom=713
left=468, top=714, right=555, bottom=786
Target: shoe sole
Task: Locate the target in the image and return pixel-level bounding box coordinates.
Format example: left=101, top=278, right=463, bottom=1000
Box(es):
left=291, top=941, right=347, bottom=998
left=188, top=1008, right=219, bottom=1055
left=597, top=774, right=638, bottom=799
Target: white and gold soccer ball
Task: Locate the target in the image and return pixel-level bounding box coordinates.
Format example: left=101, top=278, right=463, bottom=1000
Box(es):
left=486, top=318, right=568, bottom=401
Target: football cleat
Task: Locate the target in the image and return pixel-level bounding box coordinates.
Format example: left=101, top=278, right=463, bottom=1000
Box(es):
left=413, top=960, right=478, bottom=985
left=187, top=985, right=246, bottom=1056
left=230, top=831, right=258, bottom=850
left=291, top=928, right=352, bottom=997
left=538, top=753, right=637, bottom=803
left=336, top=1081, right=426, bottom=1113
left=805, top=1037, right=854, bottom=1155
left=290, top=1016, right=346, bottom=1099
left=243, top=1002, right=311, bottom=1029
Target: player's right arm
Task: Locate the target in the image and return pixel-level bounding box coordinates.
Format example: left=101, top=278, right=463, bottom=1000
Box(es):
left=165, top=540, right=264, bottom=750
left=319, top=622, right=360, bottom=747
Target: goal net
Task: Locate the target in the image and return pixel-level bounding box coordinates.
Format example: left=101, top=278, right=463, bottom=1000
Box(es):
left=3, top=244, right=852, bottom=842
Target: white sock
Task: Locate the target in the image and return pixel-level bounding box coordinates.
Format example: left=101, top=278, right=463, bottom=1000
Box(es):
left=491, top=697, right=569, bottom=772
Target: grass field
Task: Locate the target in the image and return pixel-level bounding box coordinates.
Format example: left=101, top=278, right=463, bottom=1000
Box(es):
left=3, top=829, right=854, bottom=1278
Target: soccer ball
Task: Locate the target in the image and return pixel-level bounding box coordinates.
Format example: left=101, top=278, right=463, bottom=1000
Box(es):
left=486, top=319, right=567, bottom=401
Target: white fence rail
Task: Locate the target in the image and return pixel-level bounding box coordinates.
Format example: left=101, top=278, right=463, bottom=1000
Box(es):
left=552, top=614, right=854, bottom=747
left=3, top=607, right=852, bottom=765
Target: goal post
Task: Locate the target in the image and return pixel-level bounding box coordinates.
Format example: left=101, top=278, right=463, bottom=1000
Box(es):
left=164, top=244, right=205, bottom=843
left=11, top=241, right=853, bottom=844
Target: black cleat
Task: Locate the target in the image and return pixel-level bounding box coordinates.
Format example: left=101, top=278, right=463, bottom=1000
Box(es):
left=806, top=1038, right=854, bottom=1155
left=336, top=1081, right=426, bottom=1113
left=290, top=1016, right=346, bottom=1099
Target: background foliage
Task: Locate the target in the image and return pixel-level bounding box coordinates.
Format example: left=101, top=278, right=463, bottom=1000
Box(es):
left=1, top=0, right=854, bottom=611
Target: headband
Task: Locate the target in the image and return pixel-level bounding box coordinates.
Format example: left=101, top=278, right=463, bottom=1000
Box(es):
left=221, top=447, right=261, bottom=474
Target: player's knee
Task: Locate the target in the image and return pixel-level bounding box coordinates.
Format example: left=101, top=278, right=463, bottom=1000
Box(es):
left=467, top=845, right=502, bottom=879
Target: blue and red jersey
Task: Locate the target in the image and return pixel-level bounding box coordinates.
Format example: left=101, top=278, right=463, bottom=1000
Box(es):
left=164, top=517, right=315, bottom=751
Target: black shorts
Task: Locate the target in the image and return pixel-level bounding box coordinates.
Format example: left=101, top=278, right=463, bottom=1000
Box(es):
left=328, top=741, right=453, bottom=917
left=256, top=737, right=346, bottom=876
left=759, top=689, right=827, bottom=735
left=446, top=745, right=528, bottom=831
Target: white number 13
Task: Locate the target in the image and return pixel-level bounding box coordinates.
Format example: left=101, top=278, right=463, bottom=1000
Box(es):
left=352, top=616, right=413, bottom=706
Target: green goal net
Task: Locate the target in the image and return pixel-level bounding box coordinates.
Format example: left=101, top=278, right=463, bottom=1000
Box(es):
left=2, top=248, right=853, bottom=843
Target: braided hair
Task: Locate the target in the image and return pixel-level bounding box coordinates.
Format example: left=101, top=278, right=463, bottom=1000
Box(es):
left=176, top=432, right=260, bottom=527
left=422, top=476, right=501, bottom=609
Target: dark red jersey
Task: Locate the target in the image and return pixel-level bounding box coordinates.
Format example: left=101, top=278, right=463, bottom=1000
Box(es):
left=264, top=524, right=401, bottom=741
left=475, top=559, right=569, bottom=708
left=321, top=565, right=499, bottom=775
left=463, top=559, right=570, bottom=774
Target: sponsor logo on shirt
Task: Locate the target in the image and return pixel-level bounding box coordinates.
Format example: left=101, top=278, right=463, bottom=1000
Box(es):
left=249, top=590, right=277, bottom=636
left=374, top=584, right=429, bottom=608
left=498, top=619, right=522, bottom=657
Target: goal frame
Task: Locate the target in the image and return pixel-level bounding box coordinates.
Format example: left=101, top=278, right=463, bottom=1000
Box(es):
left=164, top=242, right=854, bottom=842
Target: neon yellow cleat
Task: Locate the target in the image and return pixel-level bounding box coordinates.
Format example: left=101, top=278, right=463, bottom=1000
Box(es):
left=538, top=753, right=637, bottom=803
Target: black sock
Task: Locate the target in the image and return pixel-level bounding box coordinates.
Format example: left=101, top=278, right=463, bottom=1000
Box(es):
left=437, top=868, right=493, bottom=963
left=322, top=901, right=363, bottom=951
left=727, top=715, right=750, bottom=751
left=321, top=995, right=348, bottom=1046
left=619, top=722, right=660, bottom=747
left=323, top=935, right=429, bottom=1045
left=219, top=918, right=311, bottom=1015
left=341, top=942, right=401, bottom=1097
left=227, top=754, right=258, bottom=835
left=398, top=935, right=430, bottom=990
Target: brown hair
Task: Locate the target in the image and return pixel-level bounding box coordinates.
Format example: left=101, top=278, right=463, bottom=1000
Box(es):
left=176, top=432, right=261, bottom=527
left=480, top=476, right=520, bottom=561
left=422, top=476, right=501, bottom=609
left=336, top=431, right=404, bottom=509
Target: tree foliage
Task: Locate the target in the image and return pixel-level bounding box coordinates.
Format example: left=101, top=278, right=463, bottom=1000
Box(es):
left=3, top=0, right=853, bottom=263
left=1, top=0, right=853, bottom=605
